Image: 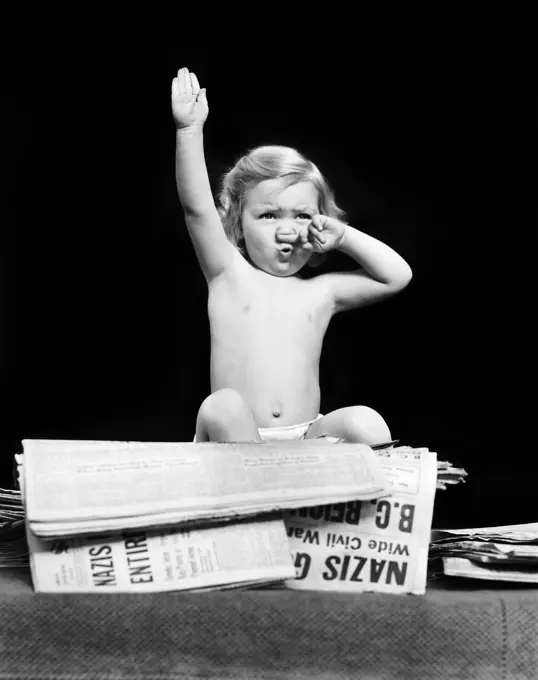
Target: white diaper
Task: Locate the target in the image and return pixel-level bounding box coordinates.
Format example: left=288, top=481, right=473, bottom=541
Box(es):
left=194, top=414, right=343, bottom=443
left=258, top=414, right=323, bottom=442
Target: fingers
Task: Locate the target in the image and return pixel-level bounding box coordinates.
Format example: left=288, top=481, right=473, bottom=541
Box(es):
left=190, top=71, right=200, bottom=96
left=178, top=68, right=186, bottom=93
left=309, top=220, right=326, bottom=246
left=303, top=229, right=324, bottom=254
left=177, top=67, right=193, bottom=96
left=311, top=214, right=326, bottom=232
left=294, top=220, right=326, bottom=252
left=176, top=67, right=203, bottom=96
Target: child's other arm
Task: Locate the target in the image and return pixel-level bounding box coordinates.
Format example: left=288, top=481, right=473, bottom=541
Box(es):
left=172, top=68, right=237, bottom=281
left=310, top=217, right=413, bottom=313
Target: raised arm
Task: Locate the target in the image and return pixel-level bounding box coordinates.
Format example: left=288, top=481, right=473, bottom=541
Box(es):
left=171, top=67, right=237, bottom=281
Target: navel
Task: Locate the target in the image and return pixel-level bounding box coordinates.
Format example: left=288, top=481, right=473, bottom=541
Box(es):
left=271, top=401, right=283, bottom=419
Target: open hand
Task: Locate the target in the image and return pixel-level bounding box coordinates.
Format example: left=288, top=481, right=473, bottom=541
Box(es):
left=300, top=215, right=347, bottom=253
left=171, top=67, right=209, bottom=129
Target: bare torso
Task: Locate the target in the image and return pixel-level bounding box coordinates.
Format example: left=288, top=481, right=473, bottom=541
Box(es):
left=208, top=256, right=335, bottom=427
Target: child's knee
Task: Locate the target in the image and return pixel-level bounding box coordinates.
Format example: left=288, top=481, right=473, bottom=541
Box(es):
left=344, top=406, right=391, bottom=444
left=197, top=388, right=251, bottom=426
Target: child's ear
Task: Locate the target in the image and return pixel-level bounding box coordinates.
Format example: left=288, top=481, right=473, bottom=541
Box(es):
left=307, top=252, right=327, bottom=268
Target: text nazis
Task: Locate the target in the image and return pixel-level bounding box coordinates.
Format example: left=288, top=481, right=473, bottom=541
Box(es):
left=88, top=532, right=153, bottom=587
left=294, top=552, right=408, bottom=585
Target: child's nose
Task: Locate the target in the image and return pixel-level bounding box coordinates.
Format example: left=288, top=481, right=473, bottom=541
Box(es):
left=275, top=226, right=299, bottom=243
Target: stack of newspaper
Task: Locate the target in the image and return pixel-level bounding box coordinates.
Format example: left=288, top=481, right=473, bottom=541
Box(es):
left=0, top=519, right=28, bottom=568
left=410, top=450, right=466, bottom=490
left=430, top=523, right=538, bottom=583
left=0, top=487, right=27, bottom=568
left=0, top=439, right=465, bottom=594
left=9, top=438, right=395, bottom=592
left=0, top=487, right=24, bottom=528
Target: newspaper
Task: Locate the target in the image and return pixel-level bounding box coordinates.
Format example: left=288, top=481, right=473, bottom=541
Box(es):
left=431, top=523, right=538, bottom=583
left=430, top=540, right=538, bottom=564
left=435, top=460, right=467, bottom=490
left=19, top=439, right=392, bottom=539
left=431, top=523, right=538, bottom=544
left=282, top=447, right=437, bottom=594
left=0, top=521, right=28, bottom=568
left=26, top=516, right=295, bottom=592
left=3, top=451, right=465, bottom=528
left=0, top=487, right=25, bottom=528
left=388, top=447, right=465, bottom=490
left=442, top=557, right=538, bottom=583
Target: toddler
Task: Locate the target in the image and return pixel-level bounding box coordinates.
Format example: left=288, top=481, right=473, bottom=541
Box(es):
left=172, top=67, right=413, bottom=446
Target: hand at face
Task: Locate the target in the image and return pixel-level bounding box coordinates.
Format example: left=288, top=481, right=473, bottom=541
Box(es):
left=300, top=215, right=347, bottom=253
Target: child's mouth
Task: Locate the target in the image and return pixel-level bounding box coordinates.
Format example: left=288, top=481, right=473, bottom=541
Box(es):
left=279, top=246, right=293, bottom=255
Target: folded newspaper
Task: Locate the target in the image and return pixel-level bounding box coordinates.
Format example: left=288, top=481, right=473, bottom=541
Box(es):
left=26, top=517, right=296, bottom=592
left=283, top=446, right=438, bottom=594
left=430, top=523, right=538, bottom=583
left=17, top=438, right=392, bottom=540
left=4, top=444, right=465, bottom=531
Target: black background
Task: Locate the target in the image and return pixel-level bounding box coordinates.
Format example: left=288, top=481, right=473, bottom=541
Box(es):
left=2, top=6, right=535, bottom=527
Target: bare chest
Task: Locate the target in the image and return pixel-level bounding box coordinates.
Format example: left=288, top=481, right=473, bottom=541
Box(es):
left=208, top=270, right=333, bottom=344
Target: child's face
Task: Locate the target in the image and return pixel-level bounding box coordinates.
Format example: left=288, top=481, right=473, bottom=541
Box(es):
left=242, top=179, right=319, bottom=277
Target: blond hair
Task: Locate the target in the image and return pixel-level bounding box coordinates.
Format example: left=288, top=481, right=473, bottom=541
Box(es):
left=217, top=145, right=347, bottom=269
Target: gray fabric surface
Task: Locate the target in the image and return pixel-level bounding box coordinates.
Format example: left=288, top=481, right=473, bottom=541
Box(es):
left=1, top=567, right=538, bottom=679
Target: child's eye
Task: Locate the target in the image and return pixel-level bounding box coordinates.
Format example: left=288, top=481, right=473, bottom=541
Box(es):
left=258, top=212, right=311, bottom=220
